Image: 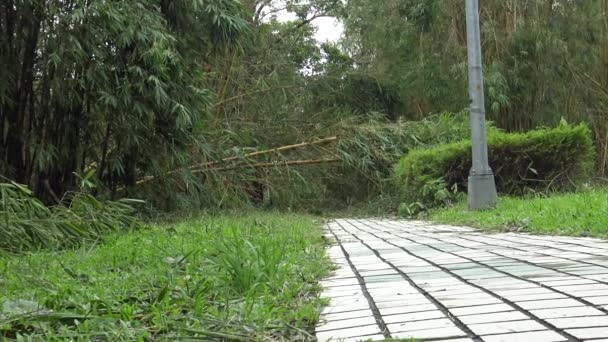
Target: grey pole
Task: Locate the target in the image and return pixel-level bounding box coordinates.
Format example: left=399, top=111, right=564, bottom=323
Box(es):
left=465, top=0, right=498, bottom=210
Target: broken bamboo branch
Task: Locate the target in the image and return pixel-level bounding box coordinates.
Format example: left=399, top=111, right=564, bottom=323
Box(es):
left=193, top=136, right=338, bottom=169
left=134, top=136, right=338, bottom=186
left=192, top=158, right=341, bottom=173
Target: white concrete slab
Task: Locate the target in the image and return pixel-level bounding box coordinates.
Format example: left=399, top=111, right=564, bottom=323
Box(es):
left=317, top=219, right=608, bottom=342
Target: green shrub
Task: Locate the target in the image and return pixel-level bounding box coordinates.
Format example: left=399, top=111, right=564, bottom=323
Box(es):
left=0, top=182, right=141, bottom=252
left=394, top=123, right=595, bottom=210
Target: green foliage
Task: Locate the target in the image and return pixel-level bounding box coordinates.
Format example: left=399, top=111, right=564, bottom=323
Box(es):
left=308, top=73, right=405, bottom=120
left=395, top=123, right=595, bottom=210
left=232, top=112, right=475, bottom=213
left=426, top=188, right=608, bottom=238
left=0, top=0, right=247, bottom=202
left=0, top=182, right=140, bottom=252
left=340, top=0, right=608, bottom=173
left=0, top=213, right=331, bottom=340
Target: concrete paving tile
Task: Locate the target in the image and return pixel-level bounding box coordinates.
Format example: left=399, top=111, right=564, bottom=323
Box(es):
left=441, top=296, right=503, bottom=308
left=326, top=296, right=367, bottom=306
left=468, top=319, right=545, bottom=335
left=493, top=287, right=552, bottom=297
left=449, top=303, right=514, bottom=316
left=374, top=298, right=430, bottom=308
left=458, top=311, right=529, bottom=325
left=566, top=289, right=608, bottom=297
left=506, top=292, right=567, bottom=302
left=539, top=279, right=597, bottom=287
left=316, top=316, right=379, bottom=332
left=516, top=298, right=582, bottom=310
left=433, top=291, right=491, bottom=300
left=387, top=318, right=455, bottom=332
left=584, top=296, right=608, bottom=305
left=547, top=316, right=608, bottom=329
left=418, top=279, right=470, bottom=288
left=381, top=310, right=446, bottom=324
left=339, top=334, right=385, bottom=342
left=322, top=302, right=372, bottom=315
left=480, top=330, right=566, bottom=342
left=408, top=271, right=453, bottom=281
left=321, top=289, right=363, bottom=298
left=357, top=269, right=398, bottom=277
left=587, top=274, right=608, bottom=281
left=530, top=306, right=605, bottom=319
left=321, top=309, right=374, bottom=322
left=390, top=326, right=467, bottom=340
left=378, top=304, right=438, bottom=316
left=321, top=279, right=363, bottom=288
left=554, top=284, right=608, bottom=292
left=371, top=293, right=424, bottom=302
left=316, top=325, right=382, bottom=341
left=566, top=327, right=608, bottom=339
left=483, top=283, right=540, bottom=291
left=362, top=274, right=403, bottom=283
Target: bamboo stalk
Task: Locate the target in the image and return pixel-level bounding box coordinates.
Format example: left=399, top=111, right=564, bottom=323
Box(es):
left=195, top=136, right=338, bottom=168
left=193, top=158, right=341, bottom=173
left=133, top=137, right=338, bottom=186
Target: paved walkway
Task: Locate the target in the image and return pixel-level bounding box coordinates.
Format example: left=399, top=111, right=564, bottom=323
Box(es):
left=316, top=219, right=608, bottom=342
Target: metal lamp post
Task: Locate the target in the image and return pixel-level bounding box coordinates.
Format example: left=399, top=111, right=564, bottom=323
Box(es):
left=465, top=0, right=498, bottom=210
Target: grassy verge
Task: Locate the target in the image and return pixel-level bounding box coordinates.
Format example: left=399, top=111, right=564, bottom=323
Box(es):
left=0, top=213, right=331, bottom=340
left=425, top=188, right=608, bottom=238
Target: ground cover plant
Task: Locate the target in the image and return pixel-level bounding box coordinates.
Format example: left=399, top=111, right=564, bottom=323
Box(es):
left=0, top=181, right=140, bottom=253
left=0, top=213, right=331, bottom=340
left=425, top=188, right=608, bottom=238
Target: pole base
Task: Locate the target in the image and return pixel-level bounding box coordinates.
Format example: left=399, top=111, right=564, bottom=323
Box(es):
left=468, top=174, right=498, bottom=210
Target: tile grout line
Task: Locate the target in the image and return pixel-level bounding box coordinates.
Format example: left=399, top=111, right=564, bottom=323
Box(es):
left=385, top=221, right=608, bottom=286
left=335, top=220, right=482, bottom=342
left=324, top=224, right=392, bottom=339
left=453, top=232, right=608, bottom=273
left=489, top=232, right=608, bottom=252
left=395, top=228, right=608, bottom=316
left=350, top=219, right=581, bottom=342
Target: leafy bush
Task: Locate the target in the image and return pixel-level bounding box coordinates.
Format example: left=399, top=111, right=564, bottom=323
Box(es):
left=395, top=123, right=595, bottom=210
left=0, top=182, right=141, bottom=252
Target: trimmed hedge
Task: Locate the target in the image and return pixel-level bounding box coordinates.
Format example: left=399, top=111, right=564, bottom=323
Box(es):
left=394, top=123, right=595, bottom=208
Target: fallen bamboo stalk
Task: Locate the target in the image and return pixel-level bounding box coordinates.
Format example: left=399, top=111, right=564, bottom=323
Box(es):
left=134, top=136, right=338, bottom=186
left=193, top=136, right=338, bottom=168
left=192, top=158, right=341, bottom=173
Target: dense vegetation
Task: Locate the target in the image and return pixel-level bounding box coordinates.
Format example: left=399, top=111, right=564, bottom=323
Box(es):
left=342, top=0, right=608, bottom=173
left=395, top=123, right=596, bottom=212
left=3, top=0, right=608, bottom=339
left=4, top=0, right=608, bottom=214
left=0, top=213, right=330, bottom=340
left=0, top=181, right=140, bottom=252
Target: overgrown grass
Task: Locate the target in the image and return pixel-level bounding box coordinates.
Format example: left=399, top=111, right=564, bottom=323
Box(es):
left=425, top=188, right=608, bottom=238
left=0, top=181, right=141, bottom=252
left=0, top=213, right=331, bottom=340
